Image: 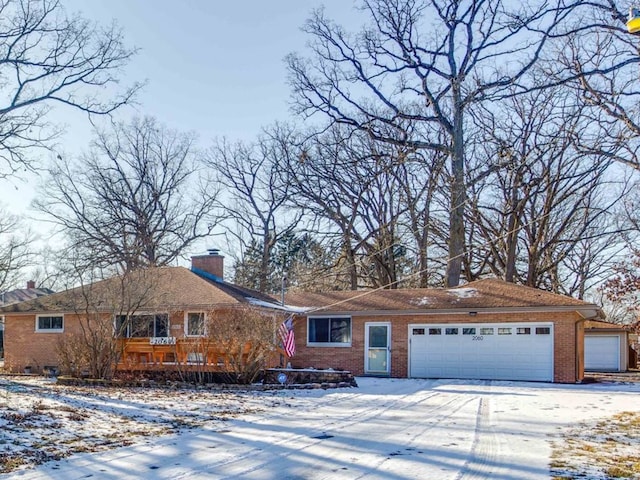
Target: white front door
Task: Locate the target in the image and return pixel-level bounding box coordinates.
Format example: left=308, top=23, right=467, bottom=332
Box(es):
left=365, top=322, right=391, bottom=375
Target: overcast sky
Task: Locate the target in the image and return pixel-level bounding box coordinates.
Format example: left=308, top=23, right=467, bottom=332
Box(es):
left=0, top=0, right=360, bottom=256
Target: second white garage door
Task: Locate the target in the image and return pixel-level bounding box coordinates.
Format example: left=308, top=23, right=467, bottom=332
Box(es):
left=584, top=335, right=620, bottom=372
left=409, top=322, right=554, bottom=382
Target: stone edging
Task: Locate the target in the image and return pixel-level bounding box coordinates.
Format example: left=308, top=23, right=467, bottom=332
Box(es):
left=55, top=376, right=357, bottom=390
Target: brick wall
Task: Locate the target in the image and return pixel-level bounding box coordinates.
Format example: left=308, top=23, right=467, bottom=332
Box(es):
left=4, top=311, right=189, bottom=374
left=291, top=311, right=585, bottom=383
left=4, top=313, right=84, bottom=373
left=6, top=308, right=586, bottom=383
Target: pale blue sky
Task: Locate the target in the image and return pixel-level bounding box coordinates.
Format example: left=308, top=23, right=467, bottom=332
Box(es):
left=62, top=0, right=358, bottom=140
left=1, top=1, right=361, bottom=214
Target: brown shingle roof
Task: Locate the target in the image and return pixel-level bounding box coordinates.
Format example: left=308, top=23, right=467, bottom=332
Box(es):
left=0, top=287, right=54, bottom=306
left=283, top=278, right=601, bottom=314
left=0, top=267, right=281, bottom=314
left=584, top=320, right=630, bottom=330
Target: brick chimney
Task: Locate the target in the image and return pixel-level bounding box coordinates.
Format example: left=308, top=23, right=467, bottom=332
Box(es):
left=26, top=280, right=36, bottom=289
left=191, top=249, right=224, bottom=280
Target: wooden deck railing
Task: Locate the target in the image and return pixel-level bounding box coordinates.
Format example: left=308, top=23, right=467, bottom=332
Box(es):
left=117, top=337, right=281, bottom=371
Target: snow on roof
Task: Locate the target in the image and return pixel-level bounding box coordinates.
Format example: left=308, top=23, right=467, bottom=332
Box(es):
left=447, top=287, right=478, bottom=299
left=410, top=296, right=432, bottom=306
left=246, top=297, right=311, bottom=313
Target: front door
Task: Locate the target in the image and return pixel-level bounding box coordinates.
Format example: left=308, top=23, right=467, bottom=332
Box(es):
left=365, top=322, right=391, bottom=375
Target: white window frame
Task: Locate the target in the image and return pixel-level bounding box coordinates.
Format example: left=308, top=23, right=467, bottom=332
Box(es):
left=184, top=311, right=207, bottom=337
left=307, top=315, right=352, bottom=347
left=35, top=314, right=64, bottom=333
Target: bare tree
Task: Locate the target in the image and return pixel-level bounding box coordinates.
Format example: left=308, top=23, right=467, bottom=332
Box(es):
left=467, top=83, right=627, bottom=293
left=56, top=265, right=161, bottom=379
left=551, top=2, right=640, bottom=172
left=34, top=117, right=218, bottom=272
left=287, top=0, right=603, bottom=286
left=0, top=205, right=34, bottom=291
left=278, top=125, right=410, bottom=289
left=0, top=0, right=140, bottom=179
left=207, top=126, right=301, bottom=293
left=205, top=306, right=279, bottom=384
left=394, top=145, right=449, bottom=287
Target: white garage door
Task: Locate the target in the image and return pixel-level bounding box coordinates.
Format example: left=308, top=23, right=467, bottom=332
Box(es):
left=584, top=336, right=620, bottom=372
left=409, top=323, right=554, bottom=382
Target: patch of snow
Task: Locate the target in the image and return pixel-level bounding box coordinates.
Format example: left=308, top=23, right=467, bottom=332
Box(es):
left=245, top=297, right=310, bottom=313
left=3, top=376, right=640, bottom=479
left=410, top=296, right=432, bottom=306
left=447, top=287, right=478, bottom=299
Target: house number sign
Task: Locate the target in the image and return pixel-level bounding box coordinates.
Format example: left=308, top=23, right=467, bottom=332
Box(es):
left=150, top=337, right=177, bottom=345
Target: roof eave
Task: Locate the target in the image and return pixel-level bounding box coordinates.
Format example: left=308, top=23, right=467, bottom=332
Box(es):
left=292, top=304, right=603, bottom=318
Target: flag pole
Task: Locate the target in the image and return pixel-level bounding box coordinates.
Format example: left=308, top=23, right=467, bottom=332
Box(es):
left=281, top=273, right=287, bottom=306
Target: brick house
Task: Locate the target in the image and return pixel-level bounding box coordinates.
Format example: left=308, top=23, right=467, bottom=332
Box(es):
left=0, top=253, right=605, bottom=384
left=284, top=280, right=604, bottom=383
left=0, top=252, right=288, bottom=375
left=0, top=281, right=54, bottom=361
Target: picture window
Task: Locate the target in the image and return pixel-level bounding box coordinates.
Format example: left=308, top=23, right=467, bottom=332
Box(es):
left=308, top=317, right=352, bottom=345
left=115, top=313, right=169, bottom=338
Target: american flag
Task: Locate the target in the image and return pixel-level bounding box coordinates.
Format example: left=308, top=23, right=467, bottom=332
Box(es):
left=278, top=317, right=295, bottom=357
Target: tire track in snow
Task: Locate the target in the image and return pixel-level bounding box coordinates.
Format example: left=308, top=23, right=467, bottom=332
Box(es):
left=349, top=394, right=480, bottom=480
left=215, top=389, right=477, bottom=479
left=454, top=395, right=499, bottom=480
left=170, top=381, right=444, bottom=479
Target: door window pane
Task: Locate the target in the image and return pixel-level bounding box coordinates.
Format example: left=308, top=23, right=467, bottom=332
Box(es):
left=368, top=349, right=387, bottom=372
left=368, top=325, right=388, bottom=348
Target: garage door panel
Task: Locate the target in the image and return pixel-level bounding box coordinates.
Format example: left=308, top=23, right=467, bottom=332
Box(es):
left=409, top=322, right=553, bottom=382
left=585, top=336, right=620, bottom=371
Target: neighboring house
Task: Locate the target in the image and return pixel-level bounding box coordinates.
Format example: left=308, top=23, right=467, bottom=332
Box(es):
left=0, top=252, right=287, bottom=374
left=584, top=320, right=632, bottom=372
left=284, top=280, right=604, bottom=383
left=0, top=281, right=54, bottom=361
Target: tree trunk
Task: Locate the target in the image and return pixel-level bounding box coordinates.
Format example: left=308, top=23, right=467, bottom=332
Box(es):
left=446, top=93, right=465, bottom=287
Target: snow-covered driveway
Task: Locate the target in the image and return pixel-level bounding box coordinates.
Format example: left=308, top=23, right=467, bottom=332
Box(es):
left=7, top=377, right=640, bottom=479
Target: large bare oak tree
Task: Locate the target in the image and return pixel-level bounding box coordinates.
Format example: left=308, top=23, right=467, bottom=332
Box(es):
left=287, top=0, right=624, bottom=286
left=0, top=0, right=140, bottom=179
left=34, top=117, right=218, bottom=272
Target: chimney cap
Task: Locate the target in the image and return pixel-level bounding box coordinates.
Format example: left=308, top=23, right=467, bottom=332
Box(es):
left=207, top=248, right=220, bottom=256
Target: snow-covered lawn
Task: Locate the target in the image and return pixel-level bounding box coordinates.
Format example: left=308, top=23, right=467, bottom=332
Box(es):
left=1, top=376, right=638, bottom=479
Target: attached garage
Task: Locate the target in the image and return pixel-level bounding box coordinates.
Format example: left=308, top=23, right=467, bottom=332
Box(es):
left=409, top=322, right=553, bottom=382
left=286, top=278, right=605, bottom=383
